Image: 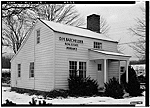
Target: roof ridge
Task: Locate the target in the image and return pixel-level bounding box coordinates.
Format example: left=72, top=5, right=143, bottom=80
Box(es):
left=39, top=19, right=118, bottom=43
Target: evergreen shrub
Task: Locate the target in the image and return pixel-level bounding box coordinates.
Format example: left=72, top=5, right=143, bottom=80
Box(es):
left=121, top=66, right=143, bottom=96
left=11, top=87, right=69, bottom=98
left=126, top=76, right=143, bottom=96
left=104, top=77, right=124, bottom=99
left=138, top=75, right=146, bottom=83
left=46, top=89, right=69, bottom=98
left=68, top=76, right=99, bottom=96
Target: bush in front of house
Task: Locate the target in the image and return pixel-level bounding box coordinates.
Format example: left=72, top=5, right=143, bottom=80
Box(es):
left=120, top=66, right=137, bottom=86
left=121, top=66, right=143, bottom=97
left=104, top=77, right=124, bottom=99
left=46, top=89, right=69, bottom=98
left=68, top=76, right=99, bottom=96
left=11, top=87, right=69, bottom=99
left=125, top=76, right=143, bottom=96
left=137, top=75, right=146, bottom=83
left=11, top=87, right=36, bottom=96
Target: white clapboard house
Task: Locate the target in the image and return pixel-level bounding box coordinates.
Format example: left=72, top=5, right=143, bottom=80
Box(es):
left=10, top=14, right=131, bottom=91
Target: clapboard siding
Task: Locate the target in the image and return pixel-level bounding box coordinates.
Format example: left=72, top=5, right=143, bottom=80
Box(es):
left=11, top=20, right=55, bottom=91
left=54, top=32, right=118, bottom=89
left=11, top=20, right=35, bottom=89
left=88, top=60, right=97, bottom=80
left=108, top=60, right=119, bottom=80
left=34, top=20, right=54, bottom=91
left=11, top=60, right=16, bottom=87
left=11, top=19, right=129, bottom=92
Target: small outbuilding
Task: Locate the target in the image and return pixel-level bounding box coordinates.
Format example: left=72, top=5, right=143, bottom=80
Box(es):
left=10, top=14, right=131, bottom=91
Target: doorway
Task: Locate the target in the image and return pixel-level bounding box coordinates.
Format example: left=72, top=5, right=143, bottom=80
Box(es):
left=96, top=60, right=104, bottom=88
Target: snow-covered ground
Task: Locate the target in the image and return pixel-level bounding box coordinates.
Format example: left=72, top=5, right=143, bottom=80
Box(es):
left=2, top=87, right=145, bottom=106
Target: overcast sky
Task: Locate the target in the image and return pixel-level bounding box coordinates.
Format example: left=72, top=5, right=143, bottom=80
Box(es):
left=75, top=2, right=145, bottom=60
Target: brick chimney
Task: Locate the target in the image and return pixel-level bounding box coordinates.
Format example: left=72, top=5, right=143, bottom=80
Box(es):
left=87, top=14, right=100, bottom=33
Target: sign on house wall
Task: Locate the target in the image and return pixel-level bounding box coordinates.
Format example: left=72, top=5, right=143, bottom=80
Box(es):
left=59, top=37, right=83, bottom=51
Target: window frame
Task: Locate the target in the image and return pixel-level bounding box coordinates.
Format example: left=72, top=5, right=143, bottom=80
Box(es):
left=18, top=64, right=21, bottom=77
left=120, top=66, right=125, bottom=73
left=36, top=29, right=40, bottom=44
left=69, top=61, right=86, bottom=78
left=94, top=41, right=102, bottom=49
left=97, top=64, right=102, bottom=71
left=79, top=61, right=86, bottom=78
left=69, top=61, right=77, bottom=77
left=29, top=62, right=34, bottom=78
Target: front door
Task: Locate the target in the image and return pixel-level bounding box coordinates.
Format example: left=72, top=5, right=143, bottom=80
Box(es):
left=96, top=60, right=104, bottom=88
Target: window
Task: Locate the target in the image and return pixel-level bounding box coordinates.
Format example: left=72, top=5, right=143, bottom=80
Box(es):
left=69, top=61, right=77, bottom=77
left=18, top=64, right=21, bottom=77
left=29, top=62, right=34, bottom=78
left=98, top=64, right=102, bottom=71
left=120, top=66, right=125, bottom=73
left=37, top=30, right=40, bottom=44
left=79, top=62, right=86, bottom=78
left=94, top=42, right=102, bottom=49
left=69, top=61, right=86, bottom=78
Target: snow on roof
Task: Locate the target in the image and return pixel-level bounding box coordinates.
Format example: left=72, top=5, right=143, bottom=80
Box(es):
left=40, top=19, right=118, bottom=42
left=89, top=49, right=131, bottom=57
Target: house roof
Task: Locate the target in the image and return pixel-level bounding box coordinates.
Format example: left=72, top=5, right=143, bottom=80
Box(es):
left=11, top=19, right=119, bottom=62
left=89, top=49, right=131, bottom=57
left=39, top=19, right=118, bottom=43
left=10, top=21, right=38, bottom=62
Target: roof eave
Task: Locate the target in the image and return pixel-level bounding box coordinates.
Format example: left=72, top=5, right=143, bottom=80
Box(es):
left=89, top=49, right=131, bottom=57
left=40, top=19, right=118, bottom=43
left=10, top=20, right=39, bottom=63
left=54, top=30, right=118, bottom=43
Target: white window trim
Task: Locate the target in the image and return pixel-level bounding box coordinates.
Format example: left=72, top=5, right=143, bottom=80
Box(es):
left=68, top=60, right=87, bottom=78
left=79, top=61, right=86, bottom=78
left=17, top=64, right=21, bottom=78
left=94, top=41, right=102, bottom=49
left=29, top=62, right=34, bottom=78
left=36, top=29, right=40, bottom=44
left=120, top=66, right=125, bottom=73
left=69, top=61, right=77, bottom=77
left=98, top=64, right=102, bottom=72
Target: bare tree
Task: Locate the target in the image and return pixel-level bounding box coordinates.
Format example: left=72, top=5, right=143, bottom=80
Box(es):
left=2, top=4, right=37, bottom=54
left=117, top=38, right=126, bottom=53
left=128, top=7, right=145, bottom=60
left=2, top=4, right=84, bottom=54
left=33, top=4, right=84, bottom=27
left=2, top=4, right=39, bottom=54
left=2, top=4, right=38, bottom=18
left=99, top=16, right=110, bottom=34
left=2, top=13, right=34, bottom=54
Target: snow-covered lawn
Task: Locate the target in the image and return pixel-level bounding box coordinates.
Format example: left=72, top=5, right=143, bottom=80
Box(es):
left=2, top=87, right=145, bottom=106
